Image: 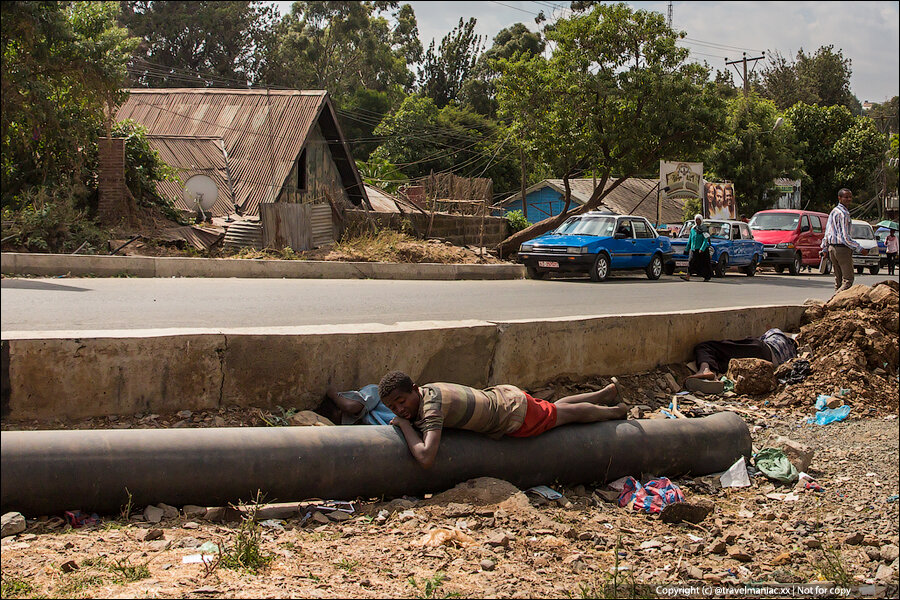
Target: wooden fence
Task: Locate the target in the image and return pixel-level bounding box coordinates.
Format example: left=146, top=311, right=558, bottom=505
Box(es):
left=260, top=203, right=334, bottom=251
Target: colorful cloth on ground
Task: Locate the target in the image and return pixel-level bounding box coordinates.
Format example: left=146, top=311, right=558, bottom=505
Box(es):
left=415, top=383, right=528, bottom=438
left=754, top=448, right=799, bottom=483
left=822, top=203, right=863, bottom=252
left=617, top=477, right=685, bottom=514
left=507, top=393, right=557, bottom=438
left=339, top=384, right=395, bottom=425
left=760, top=328, right=797, bottom=366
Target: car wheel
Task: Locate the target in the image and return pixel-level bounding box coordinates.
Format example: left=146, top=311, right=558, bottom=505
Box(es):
left=714, top=254, right=728, bottom=278
left=775, top=264, right=785, bottom=274
left=646, top=254, right=663, bottom=280
left=744, top=256, right=758, bottom=277
left=590, top=253, right=610, bottom=282
left=869, top=265, right=880, bottom=275
left=787, top=253, right=801, bottom=275
left=856, top=265, right=864, bottom=275
left=526, top=266, right=545, bottom=280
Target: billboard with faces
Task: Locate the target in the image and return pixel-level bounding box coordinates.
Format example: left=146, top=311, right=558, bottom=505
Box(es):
left=704, top=182, right=737, bottom=220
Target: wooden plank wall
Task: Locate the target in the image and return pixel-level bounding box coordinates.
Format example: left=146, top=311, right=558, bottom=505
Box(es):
left=260, top=203, right=313, bottom=251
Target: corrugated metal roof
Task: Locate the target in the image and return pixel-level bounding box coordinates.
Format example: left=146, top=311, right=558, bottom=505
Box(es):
left=148, top=136, right=235, bottom=216
left=364, top=184, right=423, bottom=214
left=116, top=89, right=367, bottom=216
left=500, top=178, right=686, bottom=224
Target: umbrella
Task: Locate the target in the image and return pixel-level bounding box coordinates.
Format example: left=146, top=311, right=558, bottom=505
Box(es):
left=875, top=220, right=899, bottom=230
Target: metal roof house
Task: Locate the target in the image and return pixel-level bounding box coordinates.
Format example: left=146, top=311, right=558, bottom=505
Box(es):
left=115, top=89, right=369, bottom=217
left=497, top=178, right=687, bottom=226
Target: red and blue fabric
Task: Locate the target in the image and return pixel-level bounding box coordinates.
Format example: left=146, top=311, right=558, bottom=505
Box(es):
left=616, top=477, right=685, bottom=514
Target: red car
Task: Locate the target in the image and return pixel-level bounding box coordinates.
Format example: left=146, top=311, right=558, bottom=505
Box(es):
left=748, top=209, right=829, bottom=274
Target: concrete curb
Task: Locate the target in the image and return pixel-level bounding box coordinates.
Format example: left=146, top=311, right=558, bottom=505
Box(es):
left=0, top=252, right=524, bottom=280
left=2, top=305, right=807, bottom=420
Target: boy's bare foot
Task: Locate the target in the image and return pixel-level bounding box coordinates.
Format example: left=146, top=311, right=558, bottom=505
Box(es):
left=609, top=377, right=625, bottom=404
left=685, top=369, right=716, bottom=382
left=612, top=402, right=628, bottom=419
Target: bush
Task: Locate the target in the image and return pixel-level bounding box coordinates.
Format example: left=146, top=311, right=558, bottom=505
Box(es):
left=505, top=209, right=530, bottom=232
left=1, top=184, right=107, bottom=253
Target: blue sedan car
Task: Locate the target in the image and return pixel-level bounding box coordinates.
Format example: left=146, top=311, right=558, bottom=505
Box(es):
left=518, top=212, right=673, bottom=281
left=667, top=219, right=764, bottom=277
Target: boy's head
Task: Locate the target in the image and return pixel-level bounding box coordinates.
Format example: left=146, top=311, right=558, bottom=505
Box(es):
left=378, top=371, right=420, bottom=420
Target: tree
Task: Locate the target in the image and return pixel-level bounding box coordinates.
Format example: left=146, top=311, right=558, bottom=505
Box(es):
left=759, top=45, right=861, bottom=114
left=420, top=18, right=483, bottom=108
left=2, top=1, right=138, bottom=205
left=867, top=96, right=898, bottom=135
left=704, top=95, right=803, bottom=215
left=494, top=2, right=724, bottom=256
left=120, top=1, right=278, bottom=87
left=264, top=1, right=420, bottom=100
left=785, top=102, right=888, bottom=211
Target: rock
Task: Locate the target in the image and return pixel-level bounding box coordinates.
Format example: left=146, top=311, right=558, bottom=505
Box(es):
left=176, top=410, right=192, bottom=419
left=183, top=521, right=200, bottom=529
left=881, top=544, right=899, bottom=562
left=311, top=511, right=330, bottom=525
left=866, top=548, right=882, bottom=561
left=708, top=540, right=727, bottom=555
left=60, top=560, right=79, bottom=573
left=480, top=559, right=496, bottom=571
left=178, top=537, right=200, bottom=549
left=577, top=532, right=594, bottom=542
left=726, top=358, right=776, bottom=395
left=255, top=503, right=300, bottom=520
left=771, top=551, right=792, bottom=565
left=770, top=436, right=815, bottom=473
left=639, top=540, right=662, bottom=550
left=875, top=564, right=895, bottom=582
left=685, top=566, right=703, bottom=580
left=213, top=416, right=226, bottom=427
left=143, top=505, right=164, bottom=524
left=827, top=284, right=870, bottom=308
left=288, top=411, right=335, bottom=427
left=844, top=532, right=864, bottom=546
left=204, top=507, right=225, bottom=522
left=444, top=503, right=474, bottom=518
left=664, top=373, right=680, bottom=393
left=727, top=547, right=753, bottom=562
left=147, top=540, right=171, bottom=552
left=327, top=511, right=351, bottom=522
left=143, top=528, right=164, bottom=541
left=486, top=532, right=514, bottom=548
left=803, top=537, right=822, bottom=549
left=183, top=505, right=207, bottom=519
left=157, top=503, right=179, bottom=519
left=660, top=500, right=714, bottom=524
left=1, top=512, right=26, bottom=538
left=826, top=397, right=843, bottom=409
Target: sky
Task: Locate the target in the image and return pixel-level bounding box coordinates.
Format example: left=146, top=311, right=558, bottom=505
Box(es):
left=272, top=1, right=899, bottom=104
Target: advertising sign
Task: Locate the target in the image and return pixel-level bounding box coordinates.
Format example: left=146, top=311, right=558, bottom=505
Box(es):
left=773, top=178, right=801, bottom=210
left=704, top=182, right=737, bottom=220
left=660, top=161, right=703, bottom=200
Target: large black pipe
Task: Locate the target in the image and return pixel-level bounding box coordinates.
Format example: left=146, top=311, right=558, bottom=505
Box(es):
left=1, top=412, right=750, bottom=516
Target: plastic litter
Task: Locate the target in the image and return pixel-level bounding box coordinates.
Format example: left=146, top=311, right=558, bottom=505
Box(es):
left=755, top=448, right=799, bottom=483
left=887, top=495, right=899, bottom=503
left=526, top=485, right=562, bottom=500
left=808, top=405, right=851, bottom=425
left=260, top=519, right=285, bottom=530
left=797, top=472, right=824, bottom=492
left=720, top=376, right=735, bottom=393
left=182, top=554, right=216, bottom=564
left=198, top=542, right=221, bottom=553
left=617, top=477, right=685, bottom=514
left=778, top=359, right=811, bottom=385
left=64, top=510, right=100, bottom=529
left=719, top=457, right=751, bottom=488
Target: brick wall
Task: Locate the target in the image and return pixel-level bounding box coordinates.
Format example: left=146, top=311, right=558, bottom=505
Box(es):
left=98, top=138, right=126, bottom=224
left=345, top=210, right=509, bottom=247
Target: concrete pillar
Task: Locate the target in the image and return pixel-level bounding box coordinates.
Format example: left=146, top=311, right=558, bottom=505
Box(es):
left=97, top=138, right=126, bottom=225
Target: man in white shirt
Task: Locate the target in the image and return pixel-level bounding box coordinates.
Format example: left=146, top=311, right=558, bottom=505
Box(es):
left=821, top=189, right=868, bottom=292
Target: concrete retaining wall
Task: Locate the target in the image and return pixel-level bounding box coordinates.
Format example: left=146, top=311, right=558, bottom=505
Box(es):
left=0, top=253, right=524, bottom=280
left=2, top=305, right=805, bottom=420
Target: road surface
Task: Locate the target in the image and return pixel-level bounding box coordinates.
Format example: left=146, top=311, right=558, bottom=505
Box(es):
left=2, top=271, right=895, bottom=333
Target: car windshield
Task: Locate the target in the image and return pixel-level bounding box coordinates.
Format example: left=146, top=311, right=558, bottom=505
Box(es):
left=553, top=216, right=616, bottom=237
left=851, top=224, right=874, bottom=240
left=679, top=221, right=730, bottom=239
left=749, top=212, right=800, bottom=231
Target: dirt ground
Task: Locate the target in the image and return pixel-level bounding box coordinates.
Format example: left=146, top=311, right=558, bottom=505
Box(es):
left=2, top=284, right=898, bottom=599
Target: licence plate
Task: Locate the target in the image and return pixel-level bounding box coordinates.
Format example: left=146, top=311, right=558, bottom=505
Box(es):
left=675, top=260, right=688, bottom=267
left=538, top=261, right=559, bottom=268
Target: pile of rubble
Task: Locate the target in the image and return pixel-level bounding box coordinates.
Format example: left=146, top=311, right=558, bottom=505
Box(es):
left=773, top=281, right=899, bottom=413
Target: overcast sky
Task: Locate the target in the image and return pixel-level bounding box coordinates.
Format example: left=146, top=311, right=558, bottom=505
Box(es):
left=273, top=1, right=899, bottom=103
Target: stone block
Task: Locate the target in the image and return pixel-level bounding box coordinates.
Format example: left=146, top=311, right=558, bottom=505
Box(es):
left=727, top=358, right=776, bottom=395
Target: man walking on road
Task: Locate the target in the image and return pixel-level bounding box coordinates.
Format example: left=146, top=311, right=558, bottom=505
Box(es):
left=821, top=188, right=867, bottom=292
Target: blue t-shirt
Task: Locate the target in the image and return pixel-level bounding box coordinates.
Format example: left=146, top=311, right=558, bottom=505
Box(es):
left=339, top=384, right=395, bottom=425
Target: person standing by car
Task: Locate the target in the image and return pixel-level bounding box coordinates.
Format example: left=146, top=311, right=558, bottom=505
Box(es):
left=682, top=214, right=712, bottom=282
left=886, top=228, right=898, bottom=276
left=821, top=189, right=868, bottom=292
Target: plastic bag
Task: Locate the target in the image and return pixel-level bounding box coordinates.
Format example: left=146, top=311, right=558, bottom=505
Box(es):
left=807, top=405, right=851, bottom=425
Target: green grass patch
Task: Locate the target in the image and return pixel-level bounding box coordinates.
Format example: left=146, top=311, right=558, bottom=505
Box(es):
left=1, top=576, right=34, bottom=598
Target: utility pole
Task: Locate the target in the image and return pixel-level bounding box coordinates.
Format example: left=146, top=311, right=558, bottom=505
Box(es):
left=726, top=52, right=765, bottom=97
left=667, top=1, right=673, bottom=28
left=520, top=148, right=528, bottom=221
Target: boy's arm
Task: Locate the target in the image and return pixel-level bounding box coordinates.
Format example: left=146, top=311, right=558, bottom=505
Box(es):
left=391, top=417, right=442, bottom=469
left=326, top=387, right=363, bottom=416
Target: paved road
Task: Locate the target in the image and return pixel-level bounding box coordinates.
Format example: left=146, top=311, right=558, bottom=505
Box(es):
left=2, top=271, right=896, bottom=332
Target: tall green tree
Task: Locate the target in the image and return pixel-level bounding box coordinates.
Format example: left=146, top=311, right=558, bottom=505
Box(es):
left=785, top=102, right=888, bottom=211
left=704, top=95, right=803, bottom=215
left=120, top=1, right=278, bottom=87
left=420, top=17, right=483, bottom=108
left=759, top=46, right=861, bottom=114
left=2, top=1, right=138, bottom=204
left=495, top=2, right=724, bottom=255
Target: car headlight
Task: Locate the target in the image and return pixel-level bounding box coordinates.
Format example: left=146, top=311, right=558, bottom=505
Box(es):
left=520, top=245, right=534, bottom=252
left=566, top=247, right=588, bottom=254
left=775, top=243, right=795, bottom=249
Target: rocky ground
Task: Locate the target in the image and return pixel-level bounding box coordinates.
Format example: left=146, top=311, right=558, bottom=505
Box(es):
left=2, top=284, right=898, bottom=599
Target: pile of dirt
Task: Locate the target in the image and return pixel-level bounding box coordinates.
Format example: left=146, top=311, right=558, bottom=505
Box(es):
left=773, top=281, right=899, bottom=413
left=315, top=233, right=503, bottom=264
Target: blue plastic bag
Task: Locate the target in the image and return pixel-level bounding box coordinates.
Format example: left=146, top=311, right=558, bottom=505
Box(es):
left=815, top=394, right=830, bottom=410
left=808, top=405, right=851, bottom=425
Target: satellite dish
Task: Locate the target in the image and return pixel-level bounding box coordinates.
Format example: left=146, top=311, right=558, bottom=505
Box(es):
left=183, top=174, right=218, bottom=214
